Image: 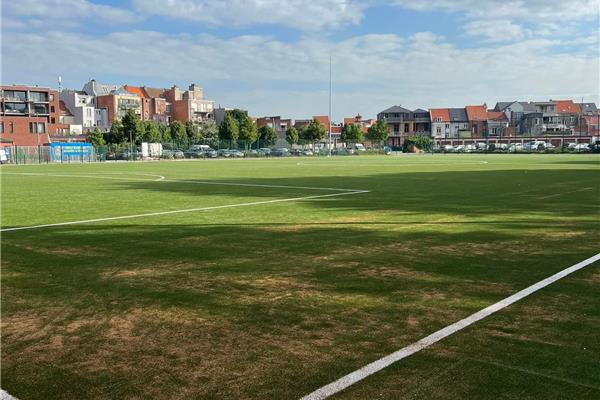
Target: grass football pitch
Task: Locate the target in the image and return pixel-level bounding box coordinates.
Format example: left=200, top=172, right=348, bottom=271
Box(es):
left=1, top=154, right=599, bottom=399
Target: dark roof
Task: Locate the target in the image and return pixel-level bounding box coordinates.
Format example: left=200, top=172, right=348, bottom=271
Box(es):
left=517, top=101, right=537, bottom=112
left=413, top=108, right=428, bottom=113
left=494, top=102, right=514, bottom=111
left=379, top=105, right=412, bottom=114
left=448, top=108, right=467, bottom=122
left=578, top=103, right=598, bottom=114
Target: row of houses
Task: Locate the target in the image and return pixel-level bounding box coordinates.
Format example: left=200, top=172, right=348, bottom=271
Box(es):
left=1, top=79, right=598, bottom=147
left=379, top=100, right=599, bottom=146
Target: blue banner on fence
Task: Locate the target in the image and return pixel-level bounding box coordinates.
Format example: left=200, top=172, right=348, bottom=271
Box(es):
left=50, top=143, right=93, bottom=162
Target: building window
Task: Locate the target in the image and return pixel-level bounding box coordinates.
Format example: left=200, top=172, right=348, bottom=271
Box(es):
left=9, top=122, right=14, bottom=133
left=445, top=124, right=449, bottom=129
left=4, top=90, right=27, bottom=101
left=0, top=122, right=3, bottom=134
left=4, top=102, right=27, bottom=114
left=436, top=126, right=441, bottom=134
left=30, top=91, right=49, bottom=102
left=51, top=117, right=56, bottom=123
left=29, top=122, right=45, bottom=134
left=50, top=106, right=55, bottom=113
left=33, top=103, right=49, bottom=114
left=404, top=123, right=409, bottom=133
left=435, top=117, right=441, bottom=122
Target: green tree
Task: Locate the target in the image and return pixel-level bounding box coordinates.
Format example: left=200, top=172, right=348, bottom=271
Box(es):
left=106, top=119, right=125, bottom=144
left=185, top=121, right=203, bottom=144
left=121, top=109, right=144, bottom=145
left=170, top=120, right=188, bottom=148
left=86, top=128, right=105, bottom=147
left=300, top=119, right=326, bottom=143
left=285, top=127, right=299, bottom=147
left=218, top=114, right=239, bottom=144
left=238, top=117, right=258, bottom=148
left=158, top=123, right=171, bottom=143
left=341, top=123, right=364, bottom=143
left=258, top=125, right=278, bottom=147
left=226, top=109, right=248, bottom=127
left=403, top=135, right=432, bottom=152
left=366, top=119, right=389, bottom=147
left=199, top=119, right=219, bottom=146
left=142, top=121, right=161, bottom=143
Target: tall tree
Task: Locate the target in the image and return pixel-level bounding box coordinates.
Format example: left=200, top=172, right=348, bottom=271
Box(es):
left=226, top=109, right=248, bottom=127
left=341, top=123, right=364, bottom=143
left=199, top=119, right=219, bottom=146
left=142, top=121, right=161, bottom=143
left=366, top=119, right=389, bottom=147
left=121, top=109, right=144, bottom=145
left=300, top=120, right=326, bottom=143
left=258, top=125, right=278, bottom=147
left=106, top=119, right=125, bottom=144
left=285, top=127, right=299, bottom=146
left=170, top=120, right=188, bottom=148
left=86, top=128, right=105, bottom=147
left=159, top=123, right=171, bottom=143
left=218, top=114, right=239, bottom=143
left=185, top=121, right=203, bottom=144
left=238, top=117, right=258, bottom=148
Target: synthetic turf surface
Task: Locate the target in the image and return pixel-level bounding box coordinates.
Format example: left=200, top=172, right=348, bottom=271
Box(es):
left=1, top=154, right=599, bottom=399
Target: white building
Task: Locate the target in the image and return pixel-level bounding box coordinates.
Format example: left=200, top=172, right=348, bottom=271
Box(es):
left=60, top=89, right=97, bottom=128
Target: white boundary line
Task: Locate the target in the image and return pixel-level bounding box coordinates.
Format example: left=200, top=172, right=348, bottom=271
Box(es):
left=301, top=252, right=600, bottom=400
left=2, top=172, right=363, bottom=192
left=1, top=190, right=368, bottom=232
left=2, top=172, right=166, bottom=181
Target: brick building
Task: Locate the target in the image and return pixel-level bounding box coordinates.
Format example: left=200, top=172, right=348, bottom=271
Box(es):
left=0, top=85, right=61, bottom=146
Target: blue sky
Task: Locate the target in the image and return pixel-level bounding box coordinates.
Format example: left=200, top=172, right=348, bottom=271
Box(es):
left=2, top=0, right=599, bottom=120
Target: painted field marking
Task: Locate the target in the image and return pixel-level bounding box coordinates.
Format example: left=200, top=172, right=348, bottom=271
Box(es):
left=300, top=252, right=600, bottom=400
left=1, top=190, right=368, bottom=232
left=2, top=172, right=363, bottom=192
left=537, top=187, right=594, bottom=199
left=2, top=172, right=166, bottom=181
left=296, top=161, right=489, bottom=167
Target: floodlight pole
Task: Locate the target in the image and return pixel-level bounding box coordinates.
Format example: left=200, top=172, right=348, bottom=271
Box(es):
left=328, top=54, right=332, bottom=157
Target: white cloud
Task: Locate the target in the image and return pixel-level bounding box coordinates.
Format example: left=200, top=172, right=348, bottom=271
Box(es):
left=394, top=0, right=600, bottom=40
left=131, top=0, right=365, bottom=30
left=2, top=29, right=598, bottom=119
left=1, top=0, right=139, bottom=26
left=464, top=19, right=529, bottom=42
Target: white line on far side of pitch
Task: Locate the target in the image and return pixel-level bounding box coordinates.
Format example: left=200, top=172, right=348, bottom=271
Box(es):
left=0, top=190, right=369, bottom=232
left=300, top=252, right=600, bottom=400
left=2, top=172, right=363, bottom=192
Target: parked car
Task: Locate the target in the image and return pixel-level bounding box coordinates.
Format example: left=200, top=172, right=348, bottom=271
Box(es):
left=302, top=149, right=314, bottom=156
left=454, top=145, right=465, bottom=153
left=271, top=148, right=290, bottom=157
left=383, top=146, right=392, bottom=155
left=204, top=149, right=218, bottom=158
left=229, top=150, right=245, bottom=158
left=443, top=145, right=454, bottom=152
left=257, top=148, right=271, bottom=156
left=173, top=150, right=185, bottom=159
left=574, top=143, right=590, bottom=152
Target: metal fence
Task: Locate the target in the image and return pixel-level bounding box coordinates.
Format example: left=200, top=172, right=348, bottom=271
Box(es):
left=3, top=145, right=98, bottom=165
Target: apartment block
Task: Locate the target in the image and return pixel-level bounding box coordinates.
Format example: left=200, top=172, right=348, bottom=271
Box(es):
left=0, top=85, right=60, bottom=145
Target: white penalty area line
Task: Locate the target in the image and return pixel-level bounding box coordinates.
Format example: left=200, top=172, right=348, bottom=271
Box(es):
left=2, top=172, right=363, bottom=192
left=301, top=252, right=600, bottom=400
left=0, top=190, right=369, bottom=232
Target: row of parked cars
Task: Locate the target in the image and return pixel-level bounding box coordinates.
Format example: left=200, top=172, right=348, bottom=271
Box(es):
left=436, top=141, right=593, bottom=153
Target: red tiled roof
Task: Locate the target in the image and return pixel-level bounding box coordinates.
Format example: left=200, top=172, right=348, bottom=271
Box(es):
left=429, top=108, right=450, bottom=122
left=123, top=85, right=147, bottom=99
left=313, top=115, right=330, bottom=126
left=486, top=111, right=507, bottom=121
left=465, top=105, right=488, bottom=121
left=555, top=100, right=580, bottom=114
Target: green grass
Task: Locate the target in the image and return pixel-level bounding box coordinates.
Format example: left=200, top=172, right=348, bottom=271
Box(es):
left=1, top=154, right=599, bottom=399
